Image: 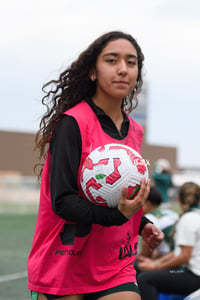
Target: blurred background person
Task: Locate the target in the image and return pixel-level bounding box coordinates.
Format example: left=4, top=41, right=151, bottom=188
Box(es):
left=152, top=159, right=173, bottom=207
left=137, top=182, right=200, bottom=300
left=138, top=186, right=178, bottom=260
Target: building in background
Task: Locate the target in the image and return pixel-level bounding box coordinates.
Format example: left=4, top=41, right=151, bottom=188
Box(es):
left=130, top=82, right=177, bottom=175
left=0, top=130, right=37, bottom=176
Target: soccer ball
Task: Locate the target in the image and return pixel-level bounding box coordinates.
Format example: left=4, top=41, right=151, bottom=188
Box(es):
left=80, top=143, right=149, bottom=208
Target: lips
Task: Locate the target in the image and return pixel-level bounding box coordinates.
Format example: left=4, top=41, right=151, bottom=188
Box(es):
left=113, top=81, right=129, bottom=85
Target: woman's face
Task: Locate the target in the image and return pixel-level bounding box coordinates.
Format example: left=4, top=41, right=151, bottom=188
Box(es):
left=93, top=38, right=139, bottom=101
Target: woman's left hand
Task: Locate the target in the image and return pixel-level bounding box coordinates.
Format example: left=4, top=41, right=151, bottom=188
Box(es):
left=141, top=223, right=164, bottom=249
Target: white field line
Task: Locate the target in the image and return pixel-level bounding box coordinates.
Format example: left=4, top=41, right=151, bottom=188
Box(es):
left=0, top=271, right=27, bottom=283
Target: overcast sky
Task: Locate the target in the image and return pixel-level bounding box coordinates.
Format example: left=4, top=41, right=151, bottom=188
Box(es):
left=1, top=0, right=200, bottom=169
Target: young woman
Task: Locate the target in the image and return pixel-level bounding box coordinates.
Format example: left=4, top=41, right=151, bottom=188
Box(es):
left=27, top=31, right=163, bottom=300
left=137, top=182, right=200, bottom=299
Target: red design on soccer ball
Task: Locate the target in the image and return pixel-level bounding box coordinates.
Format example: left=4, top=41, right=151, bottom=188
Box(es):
left=110, top=144, right=146, bottom=175
left=136, top=162, right=146, bottom=174
left=97, top=145, right=106, bottom=152
left=85, top=178, right=107, bottom=206
left=80, top=158, right=109, bottom=182
left=106, top=158, right=121, bottom=185
left=127, top=185, right=140, bottom=199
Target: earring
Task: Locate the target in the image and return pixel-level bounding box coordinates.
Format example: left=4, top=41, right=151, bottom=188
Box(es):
left=91, top=74, right=96, bottom=82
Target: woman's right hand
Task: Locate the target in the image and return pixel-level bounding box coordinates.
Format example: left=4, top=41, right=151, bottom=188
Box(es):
left=118, top=178, right=151, bottom=219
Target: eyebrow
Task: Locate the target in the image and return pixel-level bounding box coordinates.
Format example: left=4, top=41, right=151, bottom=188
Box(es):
left=103, top=52, right=138, bottom=59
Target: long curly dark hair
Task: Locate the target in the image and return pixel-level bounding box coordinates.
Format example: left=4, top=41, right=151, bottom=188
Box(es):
left=35, top=31, right=145, bottom=175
